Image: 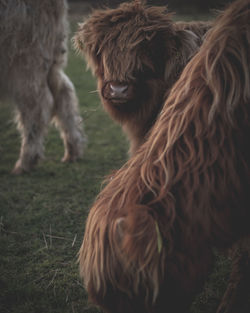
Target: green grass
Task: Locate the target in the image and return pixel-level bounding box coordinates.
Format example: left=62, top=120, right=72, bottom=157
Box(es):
left=0, top=16, right=230, bottom=313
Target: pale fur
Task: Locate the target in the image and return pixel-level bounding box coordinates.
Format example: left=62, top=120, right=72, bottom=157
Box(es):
left=0, top=0, right=86, bottom=174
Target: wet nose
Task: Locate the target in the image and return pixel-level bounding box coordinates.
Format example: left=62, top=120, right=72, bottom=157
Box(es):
left=109, top=83, right=129, bottom=99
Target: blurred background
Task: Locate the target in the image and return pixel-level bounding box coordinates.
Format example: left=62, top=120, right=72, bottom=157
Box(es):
left=68, top=0, right=232, bottom=14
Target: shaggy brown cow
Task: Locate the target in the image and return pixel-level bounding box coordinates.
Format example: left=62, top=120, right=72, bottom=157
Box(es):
left=74, top=0, right=211, bottom=155
left=78, top=0, right=250, bottom=312
left=0, top=0, right=86, bottom=174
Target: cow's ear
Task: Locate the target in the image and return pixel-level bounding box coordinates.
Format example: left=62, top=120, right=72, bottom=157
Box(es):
left=164, top=30, right=200, bottom=87
left=175, top=29, right=200, bottom=65
left=73, top=21, right=101, bottom=75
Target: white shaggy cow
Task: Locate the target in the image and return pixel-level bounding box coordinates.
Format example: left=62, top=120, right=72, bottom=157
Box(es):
left=0, top=0, right=86, bottom=174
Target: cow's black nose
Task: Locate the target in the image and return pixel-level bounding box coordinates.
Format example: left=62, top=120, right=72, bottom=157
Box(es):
left=109, top=83, right=129, bottom=99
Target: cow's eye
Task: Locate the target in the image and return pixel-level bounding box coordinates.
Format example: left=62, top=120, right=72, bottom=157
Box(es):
left=137, top=65, right=157, bottom=79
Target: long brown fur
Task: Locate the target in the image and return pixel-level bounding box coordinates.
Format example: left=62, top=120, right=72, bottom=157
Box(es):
left=79, top=0, right=250, bottom=312
left=74, top=0, right=211, bottom=155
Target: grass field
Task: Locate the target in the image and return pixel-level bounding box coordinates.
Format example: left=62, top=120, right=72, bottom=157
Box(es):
left=0, top=10, right=232, bottom=313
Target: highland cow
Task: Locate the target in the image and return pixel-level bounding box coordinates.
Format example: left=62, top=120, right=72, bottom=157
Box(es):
left=0, top=0, right=86, bottom=174
left=78, top=0, right=250, bottom=312
left=74, top=0, right=211, bottom=155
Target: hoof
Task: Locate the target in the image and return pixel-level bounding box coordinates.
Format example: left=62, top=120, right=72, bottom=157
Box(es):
left=61, top=154, right=77, bottom=163
left=11, top=165, right=27, bottom=175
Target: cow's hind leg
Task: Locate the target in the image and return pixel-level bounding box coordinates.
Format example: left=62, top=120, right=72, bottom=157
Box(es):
left=13, top=84, right=53, bottom=174
left=49, top=66, right=86, bottom=163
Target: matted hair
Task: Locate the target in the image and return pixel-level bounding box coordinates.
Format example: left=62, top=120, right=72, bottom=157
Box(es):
left=79, top=0, right=250, bottom=312
left=74, top=0, right=211, bottom=155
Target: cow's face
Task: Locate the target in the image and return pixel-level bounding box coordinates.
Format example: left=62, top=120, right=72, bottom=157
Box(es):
left=74, top=2, right=200, bottom=122
left=74, top=2, right=177, bottom=120
left=95, top=33, right=171, bottom=117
